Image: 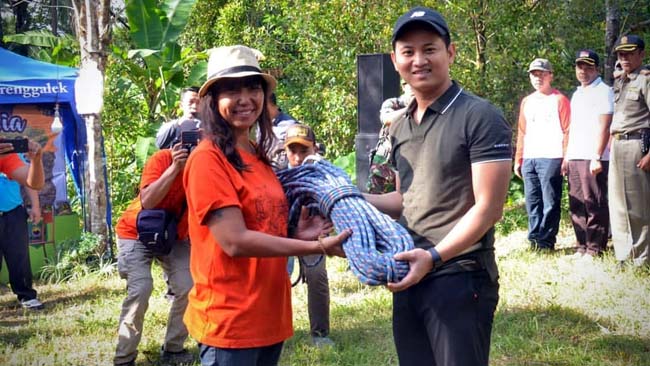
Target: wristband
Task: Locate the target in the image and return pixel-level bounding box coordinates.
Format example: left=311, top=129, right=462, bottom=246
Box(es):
left=317, top=235, right=328, bottom=256
left=427, top=247, right=444, bottom=270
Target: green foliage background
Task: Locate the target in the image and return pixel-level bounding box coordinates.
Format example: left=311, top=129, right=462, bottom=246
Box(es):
left=179, top=0, right=644, bottom=157
left=95, top=0, right=650, bottom=224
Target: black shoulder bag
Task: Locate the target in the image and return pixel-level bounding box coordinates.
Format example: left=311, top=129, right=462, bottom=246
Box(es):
left=136, top=204, right=185, bottom=255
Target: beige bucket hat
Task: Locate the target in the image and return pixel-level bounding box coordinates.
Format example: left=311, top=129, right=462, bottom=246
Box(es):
left=199, top=45, right=277, bottom=97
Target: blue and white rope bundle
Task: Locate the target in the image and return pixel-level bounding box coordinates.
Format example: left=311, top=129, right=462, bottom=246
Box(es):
left=277, top=157, right=414, bottom=285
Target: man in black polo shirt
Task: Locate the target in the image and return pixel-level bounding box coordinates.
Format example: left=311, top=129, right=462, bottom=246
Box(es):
left=364, top=6, right=512, bottom=366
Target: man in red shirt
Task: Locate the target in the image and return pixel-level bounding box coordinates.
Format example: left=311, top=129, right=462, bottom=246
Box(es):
left=0, top=138, right=45, bottom=310
left=113, top=143, right=194, bottom=366
left=0, top=138, right=44, bottom=190
left=514, top=58, right=571, bottom=251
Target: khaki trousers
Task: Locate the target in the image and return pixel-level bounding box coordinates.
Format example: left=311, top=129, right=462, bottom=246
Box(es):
left=114, top=238, right=193, bottom=365
left=609, top=139, right=650, bottom=265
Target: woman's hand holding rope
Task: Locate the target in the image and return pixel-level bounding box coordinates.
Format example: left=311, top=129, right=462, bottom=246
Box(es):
left=293, top=206, right=350, bottom=258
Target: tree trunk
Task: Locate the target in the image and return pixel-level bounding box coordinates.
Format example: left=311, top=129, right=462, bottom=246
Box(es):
left=51, top=0, right=58, bottom=35
left=10, top=0, right=30, bottom=55
left=471, top=0, right=488, bottom=74
left=0, top=13, right=4, bottom=48
left=71, top=0, right=113, bottom=256
left=468, top=0, right=488, bottom=94
left=604, top=0, right=620, bottom=86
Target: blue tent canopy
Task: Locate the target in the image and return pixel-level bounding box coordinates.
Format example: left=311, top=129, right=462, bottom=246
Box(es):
left=0, top=47, right=86, bottom=191
left=0, top=47, right=111, bottom=232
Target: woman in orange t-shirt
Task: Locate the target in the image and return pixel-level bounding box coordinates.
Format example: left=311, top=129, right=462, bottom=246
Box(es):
left=183, top=45, right=350, bottom=366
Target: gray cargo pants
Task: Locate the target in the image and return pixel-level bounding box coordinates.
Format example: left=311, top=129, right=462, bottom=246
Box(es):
left=113, top=238, right=193, bottom=365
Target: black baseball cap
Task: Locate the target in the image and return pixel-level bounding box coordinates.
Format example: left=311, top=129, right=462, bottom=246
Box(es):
left=392, top=7, right=450, bottom=45
left=614, top=35, right=645, bottom=52
left=575, top=49, right=599, bottom=66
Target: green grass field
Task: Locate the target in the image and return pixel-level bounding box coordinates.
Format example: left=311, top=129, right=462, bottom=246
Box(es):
left=1, top=227, right=649, bottom=366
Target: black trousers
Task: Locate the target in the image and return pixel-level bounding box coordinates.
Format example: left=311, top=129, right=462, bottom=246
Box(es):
left=0, top=205, right=37, bottom=301
left=392, top=269, right=499, bottom=366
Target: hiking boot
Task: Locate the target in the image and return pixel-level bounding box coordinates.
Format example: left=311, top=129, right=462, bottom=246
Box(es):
left=114, top=360, right=135, bottom=366
left=160, top=347, right=195, bottom=365
left=20, top=298, right=44, bottom=310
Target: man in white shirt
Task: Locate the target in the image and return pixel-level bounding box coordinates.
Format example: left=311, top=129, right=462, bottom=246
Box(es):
left=514, top=58, right=571, bottom=251
left=563, top=50, right=614, bottom=259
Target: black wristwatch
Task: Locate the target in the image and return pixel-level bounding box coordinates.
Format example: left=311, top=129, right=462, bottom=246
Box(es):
left=427, top=247, right=444, bottom=270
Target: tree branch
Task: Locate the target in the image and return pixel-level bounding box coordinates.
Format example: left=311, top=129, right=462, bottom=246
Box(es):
left=629, top=18, right=650, bottom=32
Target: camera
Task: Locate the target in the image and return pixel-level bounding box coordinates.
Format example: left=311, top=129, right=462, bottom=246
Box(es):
left=0, top=137, right=29, bottom=154
left=180, top=130, right=201, bottom=151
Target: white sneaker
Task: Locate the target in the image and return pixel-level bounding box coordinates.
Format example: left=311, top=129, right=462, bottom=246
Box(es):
left=21, top=298, right=44, bottom=310
left=579, top=253, right=594, bottom=263
left=568, top=252, right=584, bottom=260
left=312, top=336, right=335, bottom=348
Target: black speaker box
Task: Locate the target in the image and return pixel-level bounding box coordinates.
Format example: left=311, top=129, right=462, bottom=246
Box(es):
left=355, top=53, right=400, bottom=191
left=356, top=54, right=401, bottom=134
left=355, top=133, right=379, bottom=192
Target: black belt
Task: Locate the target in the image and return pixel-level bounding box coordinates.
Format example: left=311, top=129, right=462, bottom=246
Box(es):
left=613, top=129, right=648, bottom=140
left=423, top=256, right=485, bottom=280
left=0, top=205, right=22, bottom=216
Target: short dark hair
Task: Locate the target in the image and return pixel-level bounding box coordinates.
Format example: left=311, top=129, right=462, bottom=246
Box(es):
left=269, top=92, right=278, bottom=106
left=181, top=86, right=199, bottom=98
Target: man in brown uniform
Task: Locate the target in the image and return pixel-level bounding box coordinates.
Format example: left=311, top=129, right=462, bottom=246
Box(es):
left=610, top=35, right=650, bottom=268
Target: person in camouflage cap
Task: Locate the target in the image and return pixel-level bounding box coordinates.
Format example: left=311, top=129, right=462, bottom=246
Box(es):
left=367, top=81, right=412, bottom=194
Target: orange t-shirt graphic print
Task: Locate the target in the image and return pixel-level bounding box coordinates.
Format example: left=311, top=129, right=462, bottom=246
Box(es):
left=183, top=139, right=292, bottom=348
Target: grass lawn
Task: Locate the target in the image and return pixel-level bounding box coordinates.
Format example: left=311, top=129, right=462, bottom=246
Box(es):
left=1, top=227, right=649, bottom=366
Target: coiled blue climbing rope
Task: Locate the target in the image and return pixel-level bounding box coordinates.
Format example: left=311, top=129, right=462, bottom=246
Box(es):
left=277, top=156, right=414, bottom=285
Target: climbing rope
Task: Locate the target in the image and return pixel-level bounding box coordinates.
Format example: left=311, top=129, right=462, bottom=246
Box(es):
left=277, top=156, right=413, bottom=286
left=288, top=255, right=323, bottom=287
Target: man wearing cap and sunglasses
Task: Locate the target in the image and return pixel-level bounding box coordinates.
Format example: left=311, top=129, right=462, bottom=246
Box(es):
left=364, top=6, right=512, bottom=366
left=563, top=49, right=614, bottom=260
left=515, top=57, right=571, bottom=252
left=610, top=34, right=650, bottom=268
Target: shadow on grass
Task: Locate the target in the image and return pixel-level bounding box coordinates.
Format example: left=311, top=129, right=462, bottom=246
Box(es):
left=0, top=283, right=123, bottom=349
left=282, top=299, right=395, bottom=366
left=504, top=244, right=611, bottom=259
left=493, top=305, right=650, bottom=366
left=138, top=342, right=201, bottom=366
